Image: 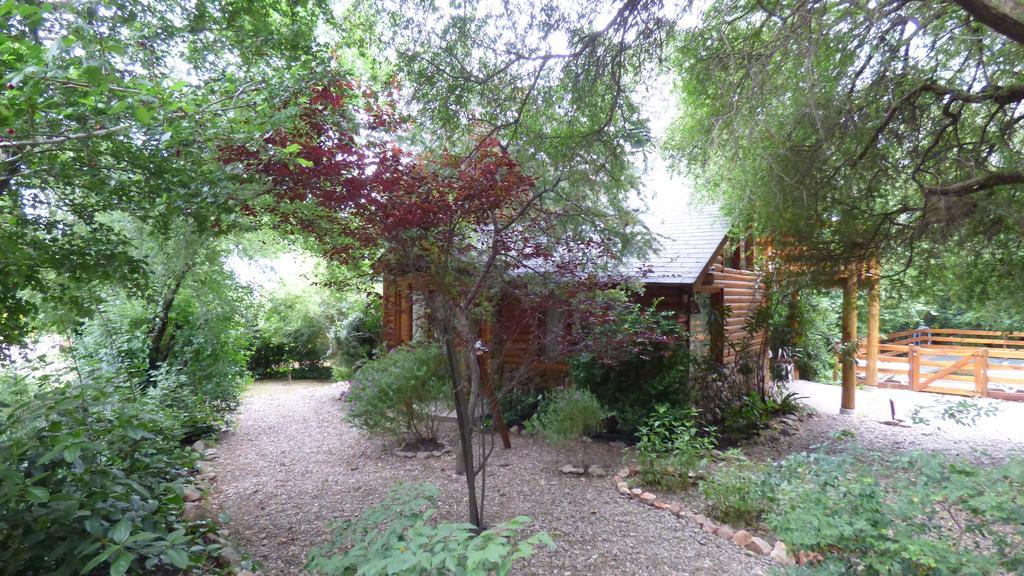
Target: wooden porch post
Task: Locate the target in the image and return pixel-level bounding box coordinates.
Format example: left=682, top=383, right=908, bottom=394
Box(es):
left=788, top=289, right=801, bottom=381
left=840, top=271, right=858, bottom=414
left=866, top=264, right=881, bottom=388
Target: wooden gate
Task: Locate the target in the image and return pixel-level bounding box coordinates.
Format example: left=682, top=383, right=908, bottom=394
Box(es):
left=856, top=329, right=1024, bottom=401
left=907, top=346, right=988, bottom=397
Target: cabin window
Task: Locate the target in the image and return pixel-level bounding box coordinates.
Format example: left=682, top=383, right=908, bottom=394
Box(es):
left=689, top=292, right=725, bottom=362
left=542, top=307, right=566, bottom=357
left=689, top=294, right=710, bottom=356
left=411, top=292, right=430, bottom=342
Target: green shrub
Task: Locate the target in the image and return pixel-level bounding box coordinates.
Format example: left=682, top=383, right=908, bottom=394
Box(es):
left=0, top=275, right=250, bottom=575
left=329, top=294, right=382, bottom=373
left=345, top=344, right=451, bottom=442
left=635, top=405, right=715, bottom=490
left=249, top=289, right=334, bottom=379
left=306, top=483, right=553, bottom=576
left=572, top=344, right=692, bottom=435
left=765, top=452, right=1024, bottom=575
left=331, top=363, right=354, bottom=382
left=497, top=387, right=543, bottom=426
left=525, top=386, right=604, bottom=443
left=700, top=460, right=770, bottom=525
left=719, top=390, right=803, bottom=443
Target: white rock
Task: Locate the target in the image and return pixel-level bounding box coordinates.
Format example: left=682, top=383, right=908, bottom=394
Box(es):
left=746, top=536, right=772, bottom=555
left=770, top=541, right=794, bottom=564
left=219, top=545, right=242, bottom=565
left=560, top=464, right=585, bottom=474
left=183, top=502, right=203, bottom=521
left=183, top=486, right=202, bottom=502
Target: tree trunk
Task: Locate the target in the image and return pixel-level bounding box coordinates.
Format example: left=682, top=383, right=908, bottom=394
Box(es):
left=840, top=272, right=859, bottom=414
left=450, top=306, right=482, bottom=476
left=143, top=270, right=188, bottom=388
left=428, top=293, right=483, bottom=528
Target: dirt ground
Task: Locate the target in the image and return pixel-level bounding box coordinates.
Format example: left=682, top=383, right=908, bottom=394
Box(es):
left=209, top=379, right=1023, bottom=575
left=209, top=380, right=771, bottom=576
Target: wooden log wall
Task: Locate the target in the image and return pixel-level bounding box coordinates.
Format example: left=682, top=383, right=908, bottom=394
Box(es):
left=706, top=257, right=767, bottom=363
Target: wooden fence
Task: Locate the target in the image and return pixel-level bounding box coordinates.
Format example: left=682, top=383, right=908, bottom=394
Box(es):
left=856, top=328, right=1024, bottom=401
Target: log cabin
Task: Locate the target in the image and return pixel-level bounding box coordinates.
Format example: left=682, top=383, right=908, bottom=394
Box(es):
left=381, top=204, right=766, bottom=382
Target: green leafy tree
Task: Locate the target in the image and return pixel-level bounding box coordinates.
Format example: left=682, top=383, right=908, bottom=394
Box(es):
left=0, top=0, right=345, bottom=351
left=666, top=0, right=1024, bottom=305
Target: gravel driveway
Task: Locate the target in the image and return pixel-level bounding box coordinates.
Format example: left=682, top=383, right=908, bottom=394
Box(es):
left=210, top=381, right=771, bottom=576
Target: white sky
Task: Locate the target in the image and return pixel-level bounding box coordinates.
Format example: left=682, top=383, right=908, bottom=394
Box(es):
left=227, top=250, right=320, bottom=294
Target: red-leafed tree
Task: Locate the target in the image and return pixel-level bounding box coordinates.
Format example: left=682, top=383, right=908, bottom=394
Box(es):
left=225, top=78, right=662, bottom=527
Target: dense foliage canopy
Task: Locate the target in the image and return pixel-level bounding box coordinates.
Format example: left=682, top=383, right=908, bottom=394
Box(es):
left=667, top=0, right=1024, bottom=320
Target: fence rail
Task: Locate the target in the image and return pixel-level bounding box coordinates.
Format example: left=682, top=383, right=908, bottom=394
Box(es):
left=856, top=328, right=1024, bottom=401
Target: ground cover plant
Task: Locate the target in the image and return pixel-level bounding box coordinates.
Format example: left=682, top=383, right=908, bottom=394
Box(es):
left=699, top=458, right=770, bottom=526
left=698, top=449, right=1024, bottom=575
left=306, top=483, right=553, bottom=576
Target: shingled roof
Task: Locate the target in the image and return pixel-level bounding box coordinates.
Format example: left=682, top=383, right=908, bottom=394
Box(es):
left=636, top=203, right=731, bottom=285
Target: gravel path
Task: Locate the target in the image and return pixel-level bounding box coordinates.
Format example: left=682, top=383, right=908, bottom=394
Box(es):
left=210, top=381, right=771, bottom=576
left=743, top=380, right=1024, bottom=465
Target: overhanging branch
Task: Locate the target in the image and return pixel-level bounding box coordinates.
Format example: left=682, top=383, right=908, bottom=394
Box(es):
left=924, top=170, right=1024, bottom=196
left=952, top=0, right=1024, bottom=46
left=920, top=81, right=1024, bottom=105
left=0, top=124, right=131, bottom=149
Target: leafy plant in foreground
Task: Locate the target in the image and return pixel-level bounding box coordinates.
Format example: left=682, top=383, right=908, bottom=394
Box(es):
left=700, top=459, right=770, bottom=526
left=909, top=398, right=1000, bottom=427
left=306, top=483, right=553, bottom=576
left=766, top=451, right=1024, bottom=575
left=635, top=404, right=715, bottom=490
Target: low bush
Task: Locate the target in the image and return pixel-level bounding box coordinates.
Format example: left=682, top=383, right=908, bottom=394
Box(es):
left=345, top=344, right=451, bottom=443
left=497, top=387, right=543, bottom=426
left=699, top=459, right=770, bottom=525
left=719, top=390, right=803, bottom=443
left=765, top=451, right=1024, bottom=575
left=572, top=344, right=691, bottom=435
left=306, top=483, right=553, bottom=576
left=635, top=405, right=715, bottom=490
left=525, top=386, right=604, bottom=443
left=0, top=285, right=249, bottom=575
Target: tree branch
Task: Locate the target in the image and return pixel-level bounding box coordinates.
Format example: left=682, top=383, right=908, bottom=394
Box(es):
left=924, top=170, right=1024, bottom=196
left=952, top=0, right=1024, bottom=45
left=0, top=124, right=131, bottom=149
left=920, top=81, right=1024, bottom=105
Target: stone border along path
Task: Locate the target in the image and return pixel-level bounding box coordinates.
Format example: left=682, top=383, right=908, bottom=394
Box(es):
left=209, top=380, right=773, bottom=575
left=183, top=439, right=260, bottom=576
left=609, top=467, right=830, bottom=568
